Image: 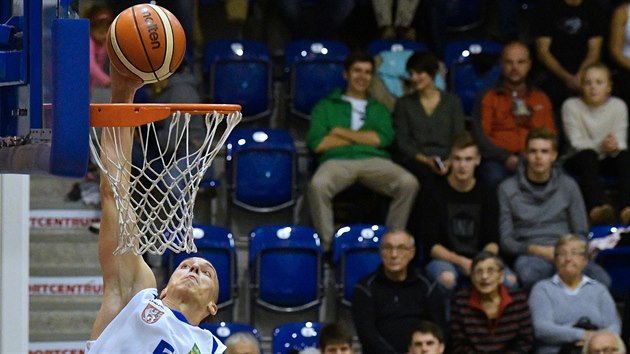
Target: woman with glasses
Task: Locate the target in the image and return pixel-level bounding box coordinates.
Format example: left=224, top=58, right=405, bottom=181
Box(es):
left=529, top=234, right=621, bottom=354
left=450, top=251, right=534, bottom=353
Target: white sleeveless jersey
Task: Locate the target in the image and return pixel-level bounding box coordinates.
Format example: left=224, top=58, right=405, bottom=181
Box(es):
left=86, top=288, right=226, bottom=354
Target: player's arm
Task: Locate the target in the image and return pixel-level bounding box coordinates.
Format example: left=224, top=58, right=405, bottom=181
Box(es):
left=90, top=67, right=156, bottom=340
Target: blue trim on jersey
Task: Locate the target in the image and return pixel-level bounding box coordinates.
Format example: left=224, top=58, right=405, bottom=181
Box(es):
left=169, top=308, right=189, bottom=324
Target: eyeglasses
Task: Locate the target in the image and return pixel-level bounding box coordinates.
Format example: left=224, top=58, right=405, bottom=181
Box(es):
left=380, top=245, right=413, bottom=254
left=554, top=251, right=586, bottom=259
left=472, top=267, right=501, bottom=277
left=591, top=347, right=619, bottom=354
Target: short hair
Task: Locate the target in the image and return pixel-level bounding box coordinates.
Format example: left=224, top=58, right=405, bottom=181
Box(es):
left=525, top=127, right=557, bottom=151
left=451, top=131, right=479, bottom=151
left=381, top=229, right=415, bottom=247
left=409, top=321, right=444, bottom=344
left=581, top=62, right=612, bottom=83
left=582, top=330, right=627, bottom=354
left=344, top=50, right=375, bottom=72
left=555, top=234, right=587, bottom=254
left=406, top=51, right=440, bottom=79
left=225, top=332, right=260, bottom=354
left=319, top=323, right=353, bottom=350
left=471, top=251, right=506, bottom=272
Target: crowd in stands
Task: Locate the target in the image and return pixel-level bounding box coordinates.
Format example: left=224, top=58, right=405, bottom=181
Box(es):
left=82, top=0, right=630, bottom=353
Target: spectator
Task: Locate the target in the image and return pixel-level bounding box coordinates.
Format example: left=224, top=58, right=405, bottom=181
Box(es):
left=85, top=3, right=113, bottom=98
left=225, top=332, right=261, bottom=354
left=475, top=41, right=556, bottom=188
left=610, top=0, right=630, bottom=107
left=450, top=251, right=534, bottom=353
left=498, top=127, right=611, bottom=290
left=319, top=323, right=353, bottom=354
left=392, top=51, right=465, bottom=238
left=307, top=51, right=419, bottom=251
left=408, top=321, right=445, bottom=354
left=534, top=0, right=606, bottom=144
left=561, top=62, right=630, bottom=225
left=371, top=0, right=421, bottom=40
left=583, top=330, right=627, bottom=354
left=352, top=229, right=444, bottom=354
left=529, top=235, right=621, bottom=354
left=422, top=132, right=517, bottom=297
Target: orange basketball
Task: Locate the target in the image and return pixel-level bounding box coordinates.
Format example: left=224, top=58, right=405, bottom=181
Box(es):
left=106, top=4, right=186, bottom=84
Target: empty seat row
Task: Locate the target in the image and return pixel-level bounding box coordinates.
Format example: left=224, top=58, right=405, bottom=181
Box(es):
left=203, top=38, right=506, bottom=123
left=164, top=224, right=388, bottom=319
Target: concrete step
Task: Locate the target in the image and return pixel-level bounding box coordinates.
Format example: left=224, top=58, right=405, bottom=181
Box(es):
left=29, top=308, right=97, bottom=342
left=30, top=175, right=94, bottom=210
left=30, top=228, right=100, bottom=277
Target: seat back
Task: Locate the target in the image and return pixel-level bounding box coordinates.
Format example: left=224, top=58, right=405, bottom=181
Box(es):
left=249, top=225, right=323, bottom=312
left=200, top=322, right=262, bottom=352
left=367, top=39, right=428, bottom=56
left=226, top=128, right=298, bottom=213
left=204, top=40, right=272, bottom=121
left=167, top=225, right=236, bottom=309
left=284, top=39, right=349, bottom=120
left=445, top=40, right=502, bottom=115
left=332, top=224, right=385, bottom=306
left=272, top=322, right=322, bottom=354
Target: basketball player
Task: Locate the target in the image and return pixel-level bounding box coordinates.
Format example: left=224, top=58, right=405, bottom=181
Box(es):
left=86, top=66, right=226, bottom=353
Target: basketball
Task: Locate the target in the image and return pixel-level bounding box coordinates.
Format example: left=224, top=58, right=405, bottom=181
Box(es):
left=106, top=4, right=186, bottom=84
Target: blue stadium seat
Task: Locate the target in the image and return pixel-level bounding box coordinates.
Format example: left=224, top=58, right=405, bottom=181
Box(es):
left=445, top=0, right=485, bottom=32
left=203, top=39, right=273, bottom=121
left=272, top=322, right=322, bottom=354
left=445, top=40, right=503, bottom=115
left=284, top=39, right=349, bottom=120
left=332, top=224, right=385, bottom=306
left=200, top=322, right=262, bottom=351
left=367, top=39, right=428, bottom=56
left=225, top=128, right=298, bottom=222
left=166, top=224, right=237, bottom=310
left=249, top=225, right=323, bottom=316
left=589, top=224, right=630, bottom=299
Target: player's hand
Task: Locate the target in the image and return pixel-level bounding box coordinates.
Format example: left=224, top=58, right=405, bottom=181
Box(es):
left=109, top=61, right=145, bottom=103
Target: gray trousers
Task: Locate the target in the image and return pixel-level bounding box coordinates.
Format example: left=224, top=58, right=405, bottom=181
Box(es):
left=308, top=158, right=419, bottom=250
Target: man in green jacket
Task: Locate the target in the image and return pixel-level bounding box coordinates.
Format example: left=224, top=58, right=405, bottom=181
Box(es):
left=307, top=51, right=419, bottom=251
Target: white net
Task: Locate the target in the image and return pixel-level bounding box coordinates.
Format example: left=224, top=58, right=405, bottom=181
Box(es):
left=89, top=110, right=241, bottom=255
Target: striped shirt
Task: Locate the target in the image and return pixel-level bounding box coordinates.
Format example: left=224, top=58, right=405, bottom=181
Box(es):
left=450, top=285, right=534, bottom=353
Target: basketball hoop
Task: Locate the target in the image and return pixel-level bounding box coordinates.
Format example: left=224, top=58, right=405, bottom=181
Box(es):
left=89, top=103, right=241, bottom=255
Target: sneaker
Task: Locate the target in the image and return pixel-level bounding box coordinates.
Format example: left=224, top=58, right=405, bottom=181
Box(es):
left=589, top=204, right=616, bottom=226
left=89, top=222, right=100, bottom=234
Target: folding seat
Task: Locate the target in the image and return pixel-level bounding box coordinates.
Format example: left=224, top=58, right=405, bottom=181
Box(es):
left=225, top=128, right=298, bottom=224
left=166, top=224, right=237, bottom=310
left=332, top=224, right=385, bottom=307
left=367, top=39, right=428, bottom=56
left=589, top=225, right=630, bottom=299
left=284, top=39, right=349, bottom=121
left=203, top=39, right=273, bottom=122
left=272, top=321, right=322, bottom=354
left=444, top=40, right=503, bottom=115
left=249, top=225, right=323, bottom=322
left=200, top=322, right=262, bottom=351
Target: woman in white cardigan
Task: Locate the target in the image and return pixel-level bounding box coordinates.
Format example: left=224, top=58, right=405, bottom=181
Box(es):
left=562, top=62, right=630, bottom=225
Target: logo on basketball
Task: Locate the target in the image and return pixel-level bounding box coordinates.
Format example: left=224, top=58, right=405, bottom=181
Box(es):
left=141, top=303, right=165, bottom=324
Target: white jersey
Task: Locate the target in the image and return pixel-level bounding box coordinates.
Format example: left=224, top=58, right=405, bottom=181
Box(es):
left=86, top=288, right=226, bottom=354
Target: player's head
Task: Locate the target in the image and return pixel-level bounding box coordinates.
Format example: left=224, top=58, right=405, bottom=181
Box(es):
left=449, top=132, right=480, bottom=182
left=319, top=323, right=353, bottom=354
left=225, top=332, right=261, bottom=354
left=160, top=257, right=219, bottom=317
left=500, top=41, right=531, bottom=86
left=343, top=51, right=375, bottom=97
left=408, top=321, right=445, bottom=354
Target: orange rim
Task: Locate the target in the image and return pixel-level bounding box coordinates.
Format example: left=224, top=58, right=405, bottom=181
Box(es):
left=90, top=103, right=242, bottom=127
